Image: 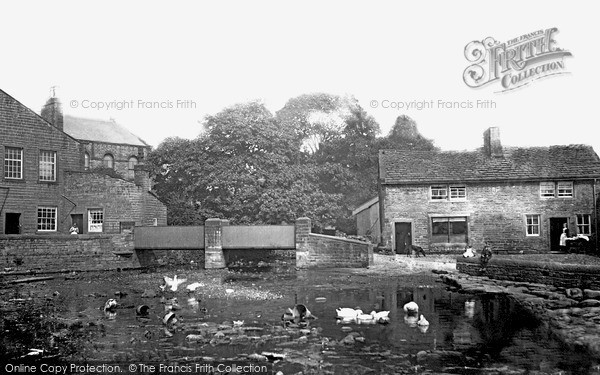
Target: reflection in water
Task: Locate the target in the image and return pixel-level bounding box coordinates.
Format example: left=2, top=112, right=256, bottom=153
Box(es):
left=25, top=270, right=598, bottom=374
left=465, top=299, right=475, bottom=319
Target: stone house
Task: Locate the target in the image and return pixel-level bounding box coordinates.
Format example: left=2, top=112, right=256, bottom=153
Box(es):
left=378, top=127, right=600, bottom=254
left=1, top=88, right=167, bottom=235
left=42, top=96, right=151, bottom=181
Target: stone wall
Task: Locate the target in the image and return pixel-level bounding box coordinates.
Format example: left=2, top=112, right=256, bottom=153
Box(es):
left=380, top=180, right=598, bottom=254
left=136, top=249, right=204, bottom=269
left=0, top=233, right=138, bottom=274
left=295, top=217, right=373, bottom=268
left=456, top=256, right=600, bottom=289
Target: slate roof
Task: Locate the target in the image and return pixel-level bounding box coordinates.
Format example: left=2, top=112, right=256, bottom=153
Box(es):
left=63, top=115, right=149, bottom=147
left=379, top=145, right=600, bottom=185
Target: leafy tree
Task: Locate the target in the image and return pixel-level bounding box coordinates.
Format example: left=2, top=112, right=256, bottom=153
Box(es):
left=148, top=101, right=345, bottom=227
left=146, top=137, right=206, bottom=225
left=378, top=115, right=437, bottom=151
left=276, top=93, right=355, bottom=154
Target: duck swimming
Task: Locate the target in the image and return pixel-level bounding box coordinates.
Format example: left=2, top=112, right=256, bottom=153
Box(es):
left=370, top=310, right=390, bottom=323
left=403, top=301, right=419, bottom=314
left=336, top=307, right=361, bottom=319
left=164, top=275, right=187, bottom=292
left=289, top=304, right=315, bottom=321
left=186, top=282, right=203, bottom=292
left=104, top=299, right=118, bottom=311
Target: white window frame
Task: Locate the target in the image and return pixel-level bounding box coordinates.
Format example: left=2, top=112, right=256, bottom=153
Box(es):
left=37, top=206, right=57, bottom=232
left=430, top=185, right=448, bottom=201
left=84, top=152, right=90, bottom=169
left=576, top=214, right=591, bottom=236
left=449, top=186, right=466, bottom=200
left=525, top=214, right=540, bottom=236
left=431, top=185, right=467, bottom=201
left=39, top=150, right=56, bottom=182
left=540, top=181, right=574, bottom=198
left=88, top=209, right=104, bottom=233
left=557, top=181, right=573, bottom=198
left=540, top=182, right=555, bottom=198
left=4, top=147, right=23, bottom=179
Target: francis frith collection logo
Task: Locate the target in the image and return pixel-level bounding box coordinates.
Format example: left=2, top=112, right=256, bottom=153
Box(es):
left=463, top=27, right=572, bottom=92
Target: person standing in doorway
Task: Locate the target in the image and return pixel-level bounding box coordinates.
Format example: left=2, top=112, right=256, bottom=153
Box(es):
left=559, top=228, right=568, bottom=252
left=563, top=222, right=570, bottom=238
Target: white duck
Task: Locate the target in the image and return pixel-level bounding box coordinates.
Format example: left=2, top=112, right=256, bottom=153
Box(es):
left=370, top=310, right=390, bottom=323
left=164, top=275, right=187, bottom=292
left=356, top=310, right=376, bottom=324
left=186, top=282, right=203, bottom=292
left=336, top=307, right=361, bottom=319
left=370, top=310, right=390, bottom=320
left=417, top=314, right=429, bottom=326
left=403, top=301, right=419, bottom=314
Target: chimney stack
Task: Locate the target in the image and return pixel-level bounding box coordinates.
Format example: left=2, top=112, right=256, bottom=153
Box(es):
left=40, top=87, right=64, bottom=131
left=483, top=127, right=503, bottom=157
left=134, top=164, right=151, bottom=191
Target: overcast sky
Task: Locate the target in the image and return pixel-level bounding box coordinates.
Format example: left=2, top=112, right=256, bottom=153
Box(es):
left=1, top=1, right=597, bottom=154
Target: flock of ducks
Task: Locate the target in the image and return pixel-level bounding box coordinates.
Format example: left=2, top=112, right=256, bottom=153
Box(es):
left=333, top=301, right=430, bottom=329
left=335, top=308, right=391, bottom=324
left=103, top=274, right=434, bottom=335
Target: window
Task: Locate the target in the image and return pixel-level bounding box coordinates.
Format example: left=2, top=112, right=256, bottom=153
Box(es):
left=577, top=214, right=591, bottom=235
left=103, top=154, right=114, bottom=169
left=540, top=181, right=573, bottom=198
left=430, top=186, right=448, bottom=200
left=39, top=150, right=56, bottom=181
left=431, top=217, right=468, bottom=243
left=88, top=209, right=104, bottom=232
left=128, top=156, right=138, bottom=170
left=557, top=181, right=573, bottom=197
left=526, top=214, right=540, bottom=236
left=37, top=206, right=57, bottom=231
left=540, top=182, right=555, bottom=198
left=450, top=186, right=466, bottom=200
left=431, top=185, right=466, bottom=201
left=4, top=147, right=23, bottom=179
left=84, top=152, right=90, bottom=169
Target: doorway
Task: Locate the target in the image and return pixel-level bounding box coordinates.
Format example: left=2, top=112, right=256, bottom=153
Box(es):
left=394, top=222, right=412, bottom=254
left=550, top=217, right=568, bottom=252
left=71, top=214, right=84, bottom=234
left=5, top=213, right=21, bottom=234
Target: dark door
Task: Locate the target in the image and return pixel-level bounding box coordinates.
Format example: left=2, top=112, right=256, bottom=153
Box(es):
left=5, top=213, right=20, bottom=234
left=395, top=222, right=412, bottom=254
left=550, top=217, right=568, bottom=252
left=71, top=214, right=84, bottom=234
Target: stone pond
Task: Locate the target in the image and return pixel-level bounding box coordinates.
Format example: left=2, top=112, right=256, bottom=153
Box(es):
left=1, top=256, right=600, bottom=374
